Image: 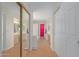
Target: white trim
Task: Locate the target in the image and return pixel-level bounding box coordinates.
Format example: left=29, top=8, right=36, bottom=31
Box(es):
left=1, top=12, right=3, bottom=51
left=0, top=11, right=3, bottom=56
left=52, top=3, right=62, bottom=51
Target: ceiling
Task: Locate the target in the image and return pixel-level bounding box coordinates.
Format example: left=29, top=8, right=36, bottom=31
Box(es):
left=0, top=2, right=61, bottom=21
left=24, top=2, right=61, bottom=20
left=0, top=2, right=20, bottom=18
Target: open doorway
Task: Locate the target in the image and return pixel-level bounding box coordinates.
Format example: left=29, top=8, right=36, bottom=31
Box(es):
left=31, top=20, right=56, bottom=56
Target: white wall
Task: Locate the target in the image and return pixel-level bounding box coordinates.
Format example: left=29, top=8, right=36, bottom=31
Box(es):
left=0, top=3, right=19, bottom=51
left=33, top=24, right=39, bottom=38
left=47, top=18, right=54, bottom=50
left=54, top=3, right=79, bottom=57
left=1, top=9, right=14, bottom=51
left=4, top=13, right=14, bottom=50
left=0, top=11, right=3, bottom=52
left=0, top=4, right=3, bottom=56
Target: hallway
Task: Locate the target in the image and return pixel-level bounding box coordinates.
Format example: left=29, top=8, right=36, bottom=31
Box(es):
left=0, top=2, right=59, bottom=57
left=2, top=34, right=57, bottom=57
left=1, top=2, right=79, bottom=57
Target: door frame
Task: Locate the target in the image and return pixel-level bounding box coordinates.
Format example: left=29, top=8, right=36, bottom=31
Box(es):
left=16, top=2, right=31, bottom=57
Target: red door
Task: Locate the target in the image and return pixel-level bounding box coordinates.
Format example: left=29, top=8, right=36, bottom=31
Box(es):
left=40, top=23, right=44, bottom=39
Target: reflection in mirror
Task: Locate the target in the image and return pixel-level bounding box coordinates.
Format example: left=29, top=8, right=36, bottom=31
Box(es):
left=0, top=2, right=20, bottom=57
left=22, top=8, right=30, bottom=57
